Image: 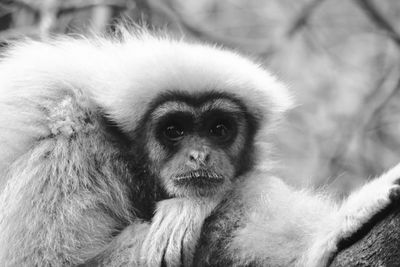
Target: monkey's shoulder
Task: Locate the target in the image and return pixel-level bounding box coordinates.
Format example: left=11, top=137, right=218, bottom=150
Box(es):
left=0, top=84, right=113, bottom=178
left=43, top=91, right=99, bottom=138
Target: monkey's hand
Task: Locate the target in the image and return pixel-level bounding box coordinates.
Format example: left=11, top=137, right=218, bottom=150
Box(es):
left=304, top=163, right=400, bottom=267
left=140, top=198, right=218, bottom=267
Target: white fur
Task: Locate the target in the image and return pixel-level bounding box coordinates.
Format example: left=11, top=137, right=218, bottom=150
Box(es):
left=303, top=163, right=400, bottom=266
left=0, top=27, right=397, bottom=267
left=141, top=198, right=220, bottom=267
left=96, top=222, right=150, bottom=267
left=0, top=31, right=293, bottom=183
left=228, top=172, right=335, bottom=266
left=224, top=164, right=400, bottom=266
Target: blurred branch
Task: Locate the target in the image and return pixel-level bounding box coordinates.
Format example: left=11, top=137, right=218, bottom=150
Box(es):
left=378, top=128, right=400, bottom=154
left=363, top=75, right=400, bottom=127
left=149, top=0, right=275, bottom=55
left=319, top=0, right=400, bottom=180
left=0, top=0, right=38, bottom=13
left=132, top=0, right=152, bottom=21
left=2, top=0, right=128, bottom=15
left=0, top=0, right=131, bottom=40
left=287, top=0, right=326, bottom=37
left=38, top=0, right=58, bottom=38
left=58, top=0, right=128, bottom=15
left=323, top=63, right=399, bottom=184
left=355, top=0, right=400, bottom=47
left=149, top=0, right=243, bottom=47
left=0, top=26, right=39, bottom=40
left=91, top=5, right=113, bottom=32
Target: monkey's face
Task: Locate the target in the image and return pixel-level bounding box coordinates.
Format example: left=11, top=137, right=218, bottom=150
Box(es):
left=144, top=91, right=258, bottom=198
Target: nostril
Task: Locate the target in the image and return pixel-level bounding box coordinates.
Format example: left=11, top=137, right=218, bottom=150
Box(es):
left=188, top=150, right=210, bottom=164
left=189, top=150, right=199, bottom=162
left=204, top=153, right=210, bottom=163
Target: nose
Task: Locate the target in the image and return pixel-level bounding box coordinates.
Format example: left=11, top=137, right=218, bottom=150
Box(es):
left=188, top=148, right=210, bottom=165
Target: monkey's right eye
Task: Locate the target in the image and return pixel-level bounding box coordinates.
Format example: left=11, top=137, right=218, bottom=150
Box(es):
left=164, top=125, right=185, bottom=141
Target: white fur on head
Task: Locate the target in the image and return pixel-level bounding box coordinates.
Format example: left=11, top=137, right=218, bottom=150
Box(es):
left=93, top=30, right=294, bottom=134
left=0, top=27, right=293, bottom=179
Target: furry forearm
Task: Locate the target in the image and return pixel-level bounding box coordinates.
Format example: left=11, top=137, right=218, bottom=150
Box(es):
left=140, top=197, right=220, bottom=267
left=86, top=197, right=220, bottom=267
left=0, top=123, right=134, bottom=266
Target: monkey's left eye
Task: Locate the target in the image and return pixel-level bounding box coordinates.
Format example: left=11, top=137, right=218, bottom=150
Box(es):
left=164, top=125, right=185, bottom=141
left=209, top=123, right=230, bottom=141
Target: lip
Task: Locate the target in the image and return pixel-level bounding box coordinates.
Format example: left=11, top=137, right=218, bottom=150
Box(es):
left=174, top=170, right=224, bottom=185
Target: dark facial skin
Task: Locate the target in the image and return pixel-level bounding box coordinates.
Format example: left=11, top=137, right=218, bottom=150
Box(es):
left=156, top=109, right=238, bottom=188
left=156, top=109, right=238, bottom=148
left=142, top=91, right=260, bottom=198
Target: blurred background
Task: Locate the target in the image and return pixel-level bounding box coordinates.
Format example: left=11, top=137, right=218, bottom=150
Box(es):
left=1, top=0, right=399, bottom=198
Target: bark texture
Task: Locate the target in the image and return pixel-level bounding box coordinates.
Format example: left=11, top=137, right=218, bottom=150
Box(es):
left=330, top=203, right=400, bottom=267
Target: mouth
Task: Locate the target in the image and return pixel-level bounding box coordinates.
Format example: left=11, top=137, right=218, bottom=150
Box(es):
left=173, top=169, right=224, bottom=186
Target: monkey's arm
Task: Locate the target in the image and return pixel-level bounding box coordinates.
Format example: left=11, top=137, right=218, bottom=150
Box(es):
left=0, top=93, right=134, bottom=266
left=193, top=175, right=332, bottom=267
left=141, top=198, right=219, bottom=267
left=90, top=198, right=218, bottom=267
left=194, top=165, right=400, bottom=267
left=193, top=191, right=245, bottom=267
left=303, top=163, right=400, bottom=266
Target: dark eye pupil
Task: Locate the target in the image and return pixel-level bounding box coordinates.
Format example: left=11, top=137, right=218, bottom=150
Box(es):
left=164, top=125, right=184, bottom=140
left=211, top=124, right=228, bottom=138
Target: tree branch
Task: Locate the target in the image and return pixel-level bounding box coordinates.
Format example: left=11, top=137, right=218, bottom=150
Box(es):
left=355, top=0, right=400, bottom=48
left=0, top=0, right=38, bottom=13
left=330, top=202, right=400, bottom=266
left=58, top=0, right=128, bottom=15
left=148, top=0, right=275, bottom=54
left=287, top=0, right=326, bottom=37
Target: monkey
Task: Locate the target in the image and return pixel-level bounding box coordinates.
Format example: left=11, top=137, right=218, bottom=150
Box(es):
left=0, top=27, right=291, bottom=266
left=90, top=89, right=265, bottom=267
left=0, top=26, right=399, bottom=267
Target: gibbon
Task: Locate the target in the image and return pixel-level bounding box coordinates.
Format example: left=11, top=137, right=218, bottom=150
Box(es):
left=0, top=27, right=398, bottom=267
